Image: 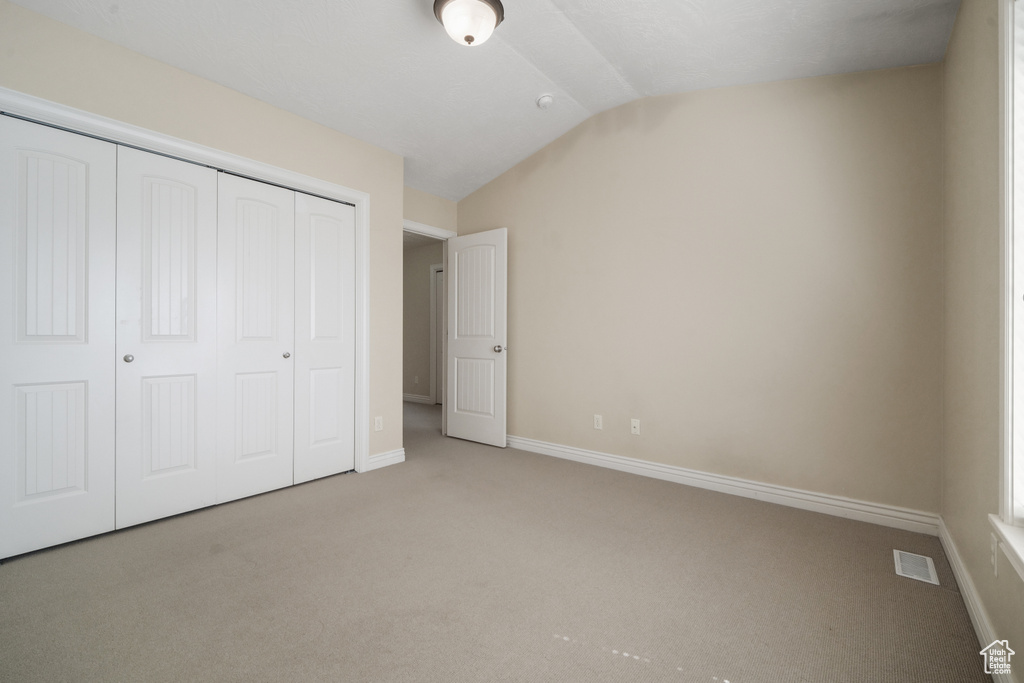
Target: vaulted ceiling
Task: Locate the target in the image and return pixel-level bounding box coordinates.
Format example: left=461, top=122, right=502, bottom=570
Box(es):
left=12, top=0, right=961, bottom=200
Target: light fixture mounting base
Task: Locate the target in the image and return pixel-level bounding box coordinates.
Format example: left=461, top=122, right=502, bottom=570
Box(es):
left=433, top=0, right=505, bottom=27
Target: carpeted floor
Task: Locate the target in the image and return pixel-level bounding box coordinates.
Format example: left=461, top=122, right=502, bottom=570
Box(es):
left=0, top=402, right=989, bottom=682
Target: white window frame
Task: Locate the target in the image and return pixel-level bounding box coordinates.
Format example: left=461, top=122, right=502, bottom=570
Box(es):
left=995, top=0, right=1024, bottom=581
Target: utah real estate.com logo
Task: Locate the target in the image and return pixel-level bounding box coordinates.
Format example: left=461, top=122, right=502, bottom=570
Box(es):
left=980, top=640, right=1014, bottom=677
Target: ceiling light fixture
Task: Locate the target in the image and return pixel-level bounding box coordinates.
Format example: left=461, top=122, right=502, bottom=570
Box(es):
left=434, top=0, right=504, bottom=47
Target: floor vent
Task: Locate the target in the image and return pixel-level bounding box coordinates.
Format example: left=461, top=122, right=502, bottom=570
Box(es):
left=893, top=549, right=939, bottom=585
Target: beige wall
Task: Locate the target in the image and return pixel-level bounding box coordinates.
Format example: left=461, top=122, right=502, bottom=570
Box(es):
left=459, top=65, right=945, bottom=513
left=943, top=0, right=1024, bottom=654
left=5, top=0, right=1020, bottom=649
left=404, top=186, right=458, bottom=232
left=403, top=242, right=445, bottom=398
left=0, top=0, right=405, bottom=456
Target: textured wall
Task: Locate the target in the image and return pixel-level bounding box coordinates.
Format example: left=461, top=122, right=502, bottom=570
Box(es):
left=0, top=0, right=405, bottom=457
left=459, top=65, right=945, bottom=512
left=404, top=242, right=444, bottom=399
left=943, top=0, right=1024, bottom=655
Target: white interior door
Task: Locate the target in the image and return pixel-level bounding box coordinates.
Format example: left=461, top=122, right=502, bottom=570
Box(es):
left=217, top=173, right=295, bottom=503
left=115, top=147, right=218, bottom=527
left=293, top=192, right=355, bottom=483
left=446, top=228, right=507, bottom=447
left=0, top=116, right=117, bottom=557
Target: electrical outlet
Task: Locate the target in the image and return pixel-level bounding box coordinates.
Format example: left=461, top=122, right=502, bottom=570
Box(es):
left=414, top=376, right=419, bottom=384
left=374, top=416, right=383, bottom=432
left=630, top=418, right=641, bottom=435
left=594, top=414, right=603, bottom=430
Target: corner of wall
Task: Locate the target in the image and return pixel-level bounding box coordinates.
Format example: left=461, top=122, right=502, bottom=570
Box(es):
left=941, top=0, right=1024, bottom=658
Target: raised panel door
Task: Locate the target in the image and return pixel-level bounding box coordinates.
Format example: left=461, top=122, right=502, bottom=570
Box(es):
left=115, top=147, right=218, bottom=527
left=217, top=173, right=295, bottom=503
left=293, top=193, right=355, bottom=483
left=0, top=116, right=116, bottom=558
left=446, top=228, right=507, bottom=448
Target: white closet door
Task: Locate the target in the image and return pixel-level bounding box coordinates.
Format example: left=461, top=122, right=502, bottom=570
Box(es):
left=217, top=173, right=295, bottom=503
left=115, top=147, right=218, bottom=527
left=0, top=116, right=117, bottom=558
left=293, top=193, right=355, bottom=483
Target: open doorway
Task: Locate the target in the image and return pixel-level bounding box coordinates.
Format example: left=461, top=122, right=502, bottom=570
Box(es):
left=403, top=221, right=508, bottom=448
left=403, top=221, right=456, bottom=436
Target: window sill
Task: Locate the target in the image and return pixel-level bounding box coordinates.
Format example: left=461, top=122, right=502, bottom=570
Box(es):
left=990, top=514, right=1024, bottom=583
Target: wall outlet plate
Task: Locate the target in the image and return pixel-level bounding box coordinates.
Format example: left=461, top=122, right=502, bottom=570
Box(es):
left=374, top=416, right=383, bottom=432
left=630, top=418, right=641, bottom=435
left=594, top=414, right=603, bottom=430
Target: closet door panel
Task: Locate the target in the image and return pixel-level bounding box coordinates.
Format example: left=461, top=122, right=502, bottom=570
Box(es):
left=0, top=116, right=116, bottom=558
left=115, top=147, right=218, bottom=528
left=294, top=193, right=355, bottom=483
left=217, top=174, right=295, bottom=503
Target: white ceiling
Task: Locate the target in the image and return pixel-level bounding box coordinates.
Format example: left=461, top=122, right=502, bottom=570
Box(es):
left=13, top=0, right=961, bottom=201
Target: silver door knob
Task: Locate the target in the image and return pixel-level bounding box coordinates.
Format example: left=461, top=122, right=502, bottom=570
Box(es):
left=493, top=345, right=503, bottom=353
left=283, top=352, right=291, bottom=359
left=123, top=354, right=134, bottom=363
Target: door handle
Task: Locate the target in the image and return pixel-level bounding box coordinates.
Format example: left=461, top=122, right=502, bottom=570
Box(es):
left=493, top=345, right=505, bottom=353
left=283, top=352, right=291, bottom=359
left=123, top=354, right=134, bottom=363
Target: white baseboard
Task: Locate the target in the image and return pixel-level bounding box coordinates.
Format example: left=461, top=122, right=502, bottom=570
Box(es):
left=939, top=520, right=1020, bottom=683
left=507, top=435, right=940, bottom=536
left=403, top=393, right=434, bottom=404
left=362, top=448, right=405, bottom=472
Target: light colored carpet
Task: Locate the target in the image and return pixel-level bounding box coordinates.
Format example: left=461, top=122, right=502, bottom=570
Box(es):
left=0, top=402, right=989, bottom=682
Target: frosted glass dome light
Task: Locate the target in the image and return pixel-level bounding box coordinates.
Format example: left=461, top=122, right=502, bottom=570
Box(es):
left=434, top=0, right=505, bottom=47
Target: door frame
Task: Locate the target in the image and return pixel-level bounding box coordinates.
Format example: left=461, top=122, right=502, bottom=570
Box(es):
left=403, top=220, right=456, bottom=436
left=0, top=87, right=375, bottom=473
left=429, top=263, right=444, bottom=405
